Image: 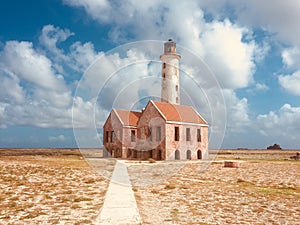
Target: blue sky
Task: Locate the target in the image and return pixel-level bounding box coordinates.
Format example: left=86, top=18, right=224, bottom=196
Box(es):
left=1, top=0, right=300, bottom=149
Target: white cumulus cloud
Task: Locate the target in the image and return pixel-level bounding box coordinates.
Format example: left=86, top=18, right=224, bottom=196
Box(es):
left=69, top=41, right=103, bottom=72
left=39, top=24, right=74, bottom=60
left=278, top=71, right=300, bottom=96
left=39, top=24, right=101, bottom=73
left=282, top=47, right=300, bottom=70
left=0, top=25, right=105, bottom=129
left=200, top=0, right=300, bottom=46
left=0, top=75, right=25, bottom=104
left=1, top=41, right=66, bottom=91
left=223, top=89, right=250, bottom=132
left=63, top=0, right=111, bottom=22
left=201, top=20, right=256, bottom=89
left=257, top=104, right=300, bottom=142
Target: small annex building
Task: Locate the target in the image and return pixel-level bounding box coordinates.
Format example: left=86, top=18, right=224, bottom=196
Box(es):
left=103, top=39, right=209, bottom=160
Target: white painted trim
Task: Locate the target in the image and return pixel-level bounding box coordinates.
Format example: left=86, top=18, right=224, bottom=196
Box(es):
left=123, top=125, right=138, bottom=129
left=166, top=120, right=209, bottom=127
left=102, top=111, right=111, bottom=129
left=190, top=106, right=209, bottom=125
left=150, top=100, right=167, bottom=120
left=113, top=109, right=124, bottom=125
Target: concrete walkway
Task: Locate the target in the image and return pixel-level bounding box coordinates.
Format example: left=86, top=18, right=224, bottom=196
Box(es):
left=97, top=160, right=142, bottom=225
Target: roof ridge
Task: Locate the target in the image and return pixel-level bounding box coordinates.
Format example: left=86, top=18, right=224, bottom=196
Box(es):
left=112, top=108, right=124, bottom=125
left=115, top=109, right=142, bottom=113
left=150, top=100, right=167, bottom=121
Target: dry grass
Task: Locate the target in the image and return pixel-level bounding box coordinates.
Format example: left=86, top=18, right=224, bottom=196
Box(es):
left=2, top=149, right=299, bottom=224
left=0, top=149, right=115, bottom=224
left=128, top=150, right=300, bottom=224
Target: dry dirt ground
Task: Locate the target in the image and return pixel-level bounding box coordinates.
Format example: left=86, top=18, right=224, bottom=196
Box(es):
left=0, top=149, right=299, bottom=225
left=0, top=149, right=115, bottom=225
left=128, top=150, right=300, bottom=225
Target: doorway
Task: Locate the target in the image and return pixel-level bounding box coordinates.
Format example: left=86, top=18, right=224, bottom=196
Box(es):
left=186, top=150, right=191, bottom=160
left=197, top=150, right=202, bottom=159
left=175, top=150, right=180, bottom=160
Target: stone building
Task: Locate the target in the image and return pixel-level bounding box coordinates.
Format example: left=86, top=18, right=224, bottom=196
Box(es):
left=103, top=39, right=208, bottom=160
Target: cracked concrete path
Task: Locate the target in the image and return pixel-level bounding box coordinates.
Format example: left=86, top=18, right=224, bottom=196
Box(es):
left=97, top=160, right=142, bottom=225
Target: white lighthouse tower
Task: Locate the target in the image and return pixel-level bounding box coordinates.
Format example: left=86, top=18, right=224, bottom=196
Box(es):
left=160, top=39, right=181, bottom=105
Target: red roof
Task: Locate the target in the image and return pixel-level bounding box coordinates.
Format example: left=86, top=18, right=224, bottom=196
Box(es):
left=152, top=101, right=207, bottom=125
left=114, top=109, right=141, bottom=126
left=111, top=101, right=207, bottom=126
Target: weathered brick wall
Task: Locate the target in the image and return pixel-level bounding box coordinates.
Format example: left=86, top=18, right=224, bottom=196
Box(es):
left=137, top=102, right=166, bottom=160
left=103, top=111, right=123, bottom=158
left=121, top=127, right=138, bottom=157
left=201, top=126, right=209, bottom=158
left=165, top=123, right=208, bottom=160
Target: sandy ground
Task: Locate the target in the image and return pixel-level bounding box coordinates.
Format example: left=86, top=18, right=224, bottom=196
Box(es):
left=0, top=150, right=115, bottom=225
left=0, top=149, right=299, bottom=224
left=128, top=150, right=300, bottom=225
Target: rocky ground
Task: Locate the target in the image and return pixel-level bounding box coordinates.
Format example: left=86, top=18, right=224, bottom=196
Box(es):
left=128, top=150, right=300, bottom=225
left=0, top=149, right=299, bottom=224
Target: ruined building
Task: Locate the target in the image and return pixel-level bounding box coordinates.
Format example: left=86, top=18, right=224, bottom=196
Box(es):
left=103, top=39, right=208, bottom=160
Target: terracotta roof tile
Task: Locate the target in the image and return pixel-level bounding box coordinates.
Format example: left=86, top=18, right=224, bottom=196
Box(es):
left=115, top=109, right=141, bottom=126
left=152, top=101, right=207, bottom=125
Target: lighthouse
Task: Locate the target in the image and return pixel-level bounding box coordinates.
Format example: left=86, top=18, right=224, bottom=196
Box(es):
left=103, top=39, right=209, bottom=161
left=160, top=39, right=181, bottom=105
